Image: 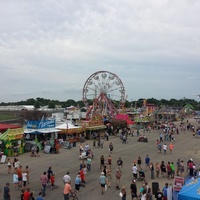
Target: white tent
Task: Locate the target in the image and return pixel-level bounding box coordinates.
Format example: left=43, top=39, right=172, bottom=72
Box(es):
left=55, top=122, right=82, bottom=130
left=24, top=128, right=61, bottom=134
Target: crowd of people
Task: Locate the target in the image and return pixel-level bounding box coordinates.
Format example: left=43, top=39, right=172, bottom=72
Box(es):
left=2, top=119, right=200, bottom=200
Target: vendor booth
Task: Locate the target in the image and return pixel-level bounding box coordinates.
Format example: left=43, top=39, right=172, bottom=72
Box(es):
left=0, top=128, right=24, bottom=156
left=24, top=119, right=60, bottom=149
left=178, top=178, right=200, bottom=200
left=56, top=122, right=84, bottom=146
left=83, top=114, right=106, bottom=139
left=115, top=114, right=134, bottom=127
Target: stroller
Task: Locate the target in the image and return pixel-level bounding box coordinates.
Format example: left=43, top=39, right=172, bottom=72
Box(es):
left=138, top=170, right=145, bottom=181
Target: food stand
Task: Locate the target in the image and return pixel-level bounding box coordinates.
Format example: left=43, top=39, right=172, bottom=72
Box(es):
left=0, top=128, right=24, bottom=156
left=83, top=114, right=106, bottom=139
left=56, top=122, right=84, bottom=147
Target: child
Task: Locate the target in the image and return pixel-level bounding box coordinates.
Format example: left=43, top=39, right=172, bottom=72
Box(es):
left=13, top=172, right=19, bottom=190
left=50, top=173, right=55, bottom=190
left=7, top=158, right=12, bottom=174
left=22, top=170, right=27, bottom=188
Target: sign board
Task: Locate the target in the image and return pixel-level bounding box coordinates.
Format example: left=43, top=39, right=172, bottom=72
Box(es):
left=173, top=176, right=184, bottom=191
left=27, top=119, right=55, bottom=129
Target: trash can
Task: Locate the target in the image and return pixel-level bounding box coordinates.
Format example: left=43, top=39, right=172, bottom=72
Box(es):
left=152, top=182, right=159, bottom=195
left=73, top=141, right=76, bottom=147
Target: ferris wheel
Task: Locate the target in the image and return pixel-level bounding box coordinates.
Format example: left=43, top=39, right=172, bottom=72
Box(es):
left=83, top=71, right=126, bottom=119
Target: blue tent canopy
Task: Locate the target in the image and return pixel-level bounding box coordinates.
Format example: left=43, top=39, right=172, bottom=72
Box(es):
left=178, top=178, right=200, bottom=200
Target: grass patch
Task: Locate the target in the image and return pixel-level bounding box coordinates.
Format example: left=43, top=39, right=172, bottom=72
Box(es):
left=0, top=114, right=18, bottom=121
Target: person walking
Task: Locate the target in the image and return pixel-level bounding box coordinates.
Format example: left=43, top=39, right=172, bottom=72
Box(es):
left=13, top=171, right=19, bottom=190
left=63, top=172, right=71, bottom=184
left=22, top=170, right=27, bottom=188
left=130, top=179, right=138, bottom=200
left=75, top=174, right=81, bottom=192
left=162, top=143, right=167, bottom=155
left=106, top=170, right=112, bottom=188
left=116, top=158, right=123, bottom=170
left=87, top=155, right=92, bottom=171
left=50, top=173, right=55, bottom=190
left=109, top=142, right=114, bottom=153
left=159, top=133, right=163, bottom=142
left=7, top=158, right=12, bottom=174
left=162, top=183, right=168, bottom=200
left=23, top=188, right=30, bottom=200
left=116, top=169, right=122, bottom=190
left=145, top=155, right=150, bottom=170
left=100, top=155, right=105, bottom=170
left=147, top=188, right=153, bottom=200
left=63, top=181, right=72, bottom=200
left=169, top=143, right=174, bottom=155
left=170, top=162, right=175, bottom=179
left=160, top=161, right=166, bottom=178
left=25, top=166, right=30, bottom=184
left=132, top=164, right=138, bottom=180
left=40, top=171, right=48, bottom=197
left=157, top=142, right=162, bottom=154
left=150, top=162, right=154, bottom=179
left=99, top=172, right=106, bottom=194
left=17, top=165, right=23, bottom=188
left=120, top=186, right=126, bottom=200
left=3, top=183, right=10, bottom=200
left=107, top=155, right=112, bottom=171
left=155, top=162, right=160, bottom=178
left=180, top=160, right=185, bottom=177
left=166, top=162, right=172, bottom=180
left=80, top=167, right=86, bottom=185
left=155, top=188, right=163, bottom=200
left=47, top=167, right=53, bottom=184
left=137, top=156, right=142, bottom=170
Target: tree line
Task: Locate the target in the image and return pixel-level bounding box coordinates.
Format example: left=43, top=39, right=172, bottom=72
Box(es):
left=0, top=97, right=200, bottom=110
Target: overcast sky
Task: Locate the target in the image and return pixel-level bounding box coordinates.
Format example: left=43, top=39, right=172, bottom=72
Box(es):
left=0, top=0, right=200, bottom=103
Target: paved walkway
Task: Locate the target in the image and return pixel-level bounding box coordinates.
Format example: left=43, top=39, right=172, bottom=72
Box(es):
left=0, top=118, right=199, bottom=200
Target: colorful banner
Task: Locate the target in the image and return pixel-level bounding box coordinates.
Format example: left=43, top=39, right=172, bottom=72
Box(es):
left=27, top=119, right=55, bottom=129
left=173, top=176, right=184, bottom=191
left=0, top=128, right=24, bottom=141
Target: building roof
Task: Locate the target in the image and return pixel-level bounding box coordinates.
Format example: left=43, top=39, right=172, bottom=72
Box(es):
left=0, top=123, right=21, bottom=132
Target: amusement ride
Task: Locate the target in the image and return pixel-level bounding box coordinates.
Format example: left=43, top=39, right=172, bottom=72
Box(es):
left=82, top=71, right=126, bottom=120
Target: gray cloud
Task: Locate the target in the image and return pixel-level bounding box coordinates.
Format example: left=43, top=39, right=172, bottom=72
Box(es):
left=0, top=0, right=200, bottom=103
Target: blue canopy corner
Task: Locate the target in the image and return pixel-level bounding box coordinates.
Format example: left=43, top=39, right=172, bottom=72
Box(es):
left=178, top=178, right=200, bottom=200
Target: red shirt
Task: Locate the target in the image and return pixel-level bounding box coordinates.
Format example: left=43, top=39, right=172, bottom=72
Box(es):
left=17, top=168, right=22, bottom=178
left=167, top=164, right=171, bottom=172
left=23, top=191, right=30, bottom=200
left=50, top=176, right=55, bottom=184
left=80, top=169, right=85, bottom=181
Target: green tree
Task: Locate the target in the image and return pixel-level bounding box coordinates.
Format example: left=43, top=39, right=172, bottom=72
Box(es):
left=26, top=98, right=36, bottom=105
left=48, top=101, right=55, bottom=109
left=34, top=102, right=40, bottom=109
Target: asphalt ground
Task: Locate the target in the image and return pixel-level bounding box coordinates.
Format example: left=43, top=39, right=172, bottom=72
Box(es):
left=0, top=117, right=199, bottom=200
